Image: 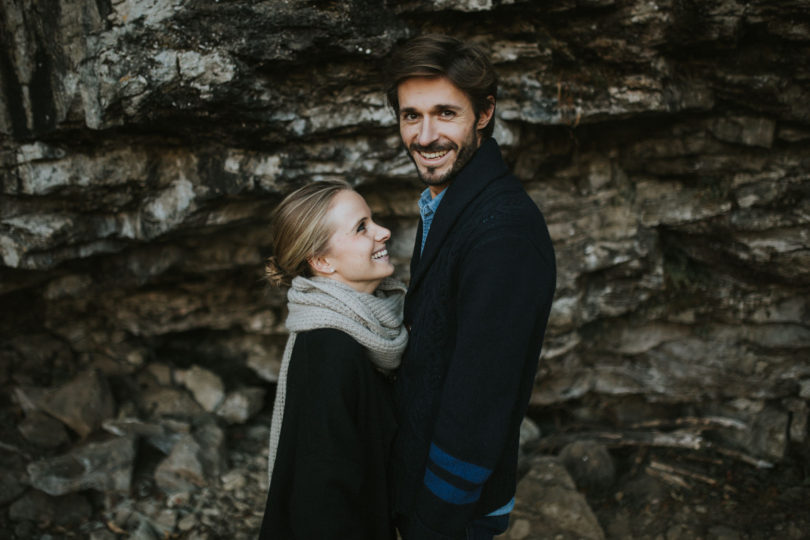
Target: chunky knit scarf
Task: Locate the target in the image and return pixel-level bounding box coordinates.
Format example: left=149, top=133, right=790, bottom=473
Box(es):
left=267, top=275, right=408, bottom=484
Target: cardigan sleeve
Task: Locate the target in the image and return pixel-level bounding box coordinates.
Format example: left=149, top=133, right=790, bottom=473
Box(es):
left=408, top=228, right=555, bottom=539
left=287, top=329, right=369, bottom=538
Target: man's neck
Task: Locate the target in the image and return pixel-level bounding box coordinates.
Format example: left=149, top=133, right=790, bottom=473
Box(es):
left=428, top=185, right=448, bottom=198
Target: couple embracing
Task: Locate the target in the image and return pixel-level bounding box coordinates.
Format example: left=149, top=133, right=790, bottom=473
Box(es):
left=259, top=34, right=556, bottom=540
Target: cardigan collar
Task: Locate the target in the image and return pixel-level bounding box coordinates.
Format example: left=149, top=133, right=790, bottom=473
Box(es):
left=407, top=138, right=509, bottom=296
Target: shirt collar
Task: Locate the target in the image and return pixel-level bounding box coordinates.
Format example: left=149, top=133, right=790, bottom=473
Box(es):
left=418, top=187, right=446, bottom=218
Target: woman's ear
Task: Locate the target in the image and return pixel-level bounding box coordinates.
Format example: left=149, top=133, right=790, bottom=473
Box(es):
left=308, top=255, right=334, bottom=275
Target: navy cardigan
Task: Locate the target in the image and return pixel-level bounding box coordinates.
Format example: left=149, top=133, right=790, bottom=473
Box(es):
left=260, top=328, right=397, bottom=539
left=392, top=139, right=556, bottom=539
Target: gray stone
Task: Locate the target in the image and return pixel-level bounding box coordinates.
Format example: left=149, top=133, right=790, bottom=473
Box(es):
left=708, top=525, right=743, bottom=540
left=221, top=469, right=247, bottom=492
left=18, top=411, right=70, bottom=448
left=145, top=363, right=174, bottom=386
left=14, top=369, right=116, bottom=438
left=216, top=387, right=266, bottom=424
left=102, top=417, right=188, bottom=454
left=129, top=518, right=159, bottom=540
left=176, top=365, right=226, bottom=412
left=154, top=434, right=207, bottom=493
left=89, top=528, right=118, bottom=540
left=502, top=455, right=605, bottom=539
left=139, top=387, right=206, bottom=419
left=194, top=422, right=227, bottom=480
left=559, top=440, right=616, bottom=493
left=784, top=398, right=808, bottom=443
left=0, top=464, right=28, bottom=505
left=8, top=489, right=92, bottom=527
left=710, top=116, right=776, bottom=148
left=27, top=436, right=136, bottom=495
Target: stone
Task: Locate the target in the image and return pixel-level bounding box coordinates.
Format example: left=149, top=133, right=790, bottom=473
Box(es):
left=710, top=116, right=776, bottom=148
left=102, top=417, right=188, bottom=454
left=784, top=398, right=808, bottom=443
left=18, top=411, right=70, bottom=448
left=27, top=436, right=136, bottom=495
left=216, top=387, right=266, bottom=424
left=246, top=341, right=283, bottom=383
left=176, top=365, right=225, bottom=412
left=519, top=416, right=542, bottom=448
left=145, top=363, right=174, bottom=386
left=800, top=379, right=810, bottom=399
left=502, top=455, right=605, bottom=539
left=194, top=422, right=227, bottom=480
left=152, top=421, right=225, bottom=493
left=221, top=470, right=247, bottom=492
left=8, top=489, right=92, bottom=527
left=139, top=387, right=206, bottom=419
left=14, top=369, right=116, bottom=438
left=708, top=525, right=743, bottom=540
left=154, top=434, right=207, bottom=493
left=559, top=440, right=616, bottom=494
left=178, top=512, right=197, bottom=531
left=0, top=462, right=28, bottom=505
left=89, top=528, right=118, bottom=540
left=129, top=518, right=159, bottom=540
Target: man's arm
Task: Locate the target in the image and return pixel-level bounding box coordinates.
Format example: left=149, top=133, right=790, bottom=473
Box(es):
left=408, top=228, right=555, bottom=539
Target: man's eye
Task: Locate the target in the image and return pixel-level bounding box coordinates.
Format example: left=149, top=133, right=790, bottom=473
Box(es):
left=357, top=223, right=366, bottom=232
left=402, top=113, right=417, bottom=121
left=441, top=110, right=455, bottom=118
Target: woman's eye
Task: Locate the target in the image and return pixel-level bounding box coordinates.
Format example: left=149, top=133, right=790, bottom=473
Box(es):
left=357, top=223, right=366, bottom=233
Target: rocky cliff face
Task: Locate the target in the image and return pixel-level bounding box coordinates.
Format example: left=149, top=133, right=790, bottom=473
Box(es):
left=1, top=0, right=809, bottom=538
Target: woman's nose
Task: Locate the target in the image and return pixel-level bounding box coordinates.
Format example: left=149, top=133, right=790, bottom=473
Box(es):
left=375, top=225, right=391, bottom=242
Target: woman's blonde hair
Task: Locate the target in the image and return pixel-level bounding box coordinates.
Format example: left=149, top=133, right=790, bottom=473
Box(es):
left=265, top=180, right=352, bottom=287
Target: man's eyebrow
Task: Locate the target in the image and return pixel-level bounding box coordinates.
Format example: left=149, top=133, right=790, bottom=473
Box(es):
left=400, top=104, right=463, bottom=113
left=432, top=103, right=462, bottom=111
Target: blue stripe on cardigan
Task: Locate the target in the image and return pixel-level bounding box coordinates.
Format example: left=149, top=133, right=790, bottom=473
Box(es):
left=429, top=443, right=492, bottom=484
left=424, top=468, right=483, bottom=505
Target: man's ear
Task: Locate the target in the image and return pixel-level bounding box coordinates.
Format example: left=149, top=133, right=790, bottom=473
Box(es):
left=476, top=95, right=496, bottom=131
left=308, top=255, right=334, bottom=275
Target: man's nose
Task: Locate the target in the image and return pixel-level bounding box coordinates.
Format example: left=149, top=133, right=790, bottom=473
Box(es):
left=417, top=118, right=438, bottom=146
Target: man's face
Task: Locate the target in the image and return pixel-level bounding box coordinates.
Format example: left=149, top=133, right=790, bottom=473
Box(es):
left=397, top=76, right=493, bottom=195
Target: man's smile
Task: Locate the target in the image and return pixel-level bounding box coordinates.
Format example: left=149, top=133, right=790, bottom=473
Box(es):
left=411, top=144, right=456, bottom=169
left=418, top=149, right=449, bottom=160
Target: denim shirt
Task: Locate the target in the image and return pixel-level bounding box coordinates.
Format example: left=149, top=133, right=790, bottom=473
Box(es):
left=418, top=187, right=446, bottom=256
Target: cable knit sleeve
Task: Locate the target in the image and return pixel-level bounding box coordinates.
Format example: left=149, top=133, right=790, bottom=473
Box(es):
left=408, top=223, right=555, bottom=539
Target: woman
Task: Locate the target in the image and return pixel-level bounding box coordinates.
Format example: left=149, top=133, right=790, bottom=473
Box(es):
left=259, top=180, right=407, bottom=539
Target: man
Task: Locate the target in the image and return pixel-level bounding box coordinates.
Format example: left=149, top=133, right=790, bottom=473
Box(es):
left=385, top=34, right=557, bottom=539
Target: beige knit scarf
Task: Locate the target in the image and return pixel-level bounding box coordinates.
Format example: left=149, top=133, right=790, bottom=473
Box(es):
left=267, top=275, right=408, bottom=484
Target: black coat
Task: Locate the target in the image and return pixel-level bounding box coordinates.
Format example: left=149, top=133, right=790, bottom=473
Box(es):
left=392, top=139, right=556, bottom=539
left=259, top=328, right=397, bottom=540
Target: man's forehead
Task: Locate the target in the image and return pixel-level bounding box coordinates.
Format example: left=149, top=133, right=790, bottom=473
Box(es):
left=397, top=76, right=472, bottom=106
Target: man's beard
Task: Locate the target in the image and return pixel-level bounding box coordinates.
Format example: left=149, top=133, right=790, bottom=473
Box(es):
left=407, top=128, right=479, bottom=188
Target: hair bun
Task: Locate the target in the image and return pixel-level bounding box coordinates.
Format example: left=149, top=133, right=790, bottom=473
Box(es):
left=265, top=256, right=291, bottom=288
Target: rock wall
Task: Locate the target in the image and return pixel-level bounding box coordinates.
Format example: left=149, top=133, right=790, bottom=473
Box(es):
left=1, top=0, right=809, bottom=537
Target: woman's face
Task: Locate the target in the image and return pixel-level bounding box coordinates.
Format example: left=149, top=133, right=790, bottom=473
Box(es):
left=315, top=190, right=394, bottom=294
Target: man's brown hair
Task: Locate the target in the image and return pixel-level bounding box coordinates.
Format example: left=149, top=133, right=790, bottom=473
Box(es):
left=385, top=34, right=498, bottom=139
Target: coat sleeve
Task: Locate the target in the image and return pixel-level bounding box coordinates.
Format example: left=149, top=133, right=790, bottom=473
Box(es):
left=287, top=330, right=368, bottom=538
left=407, top=228, right=555, bottom=539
